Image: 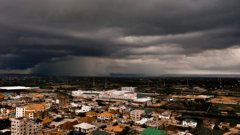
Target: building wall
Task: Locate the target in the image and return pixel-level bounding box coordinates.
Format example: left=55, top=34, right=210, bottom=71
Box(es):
left=121, top=87, right=136, bottom=92
left=11, top=118, right=43, bottom=135
left=130, top=110, right=145, bottom=121
left=16, top=107, right=25, bottom=118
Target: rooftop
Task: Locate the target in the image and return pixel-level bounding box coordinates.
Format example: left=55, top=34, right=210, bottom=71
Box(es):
left=0, top=86, right=36, bottom=90
left=98, top=112, right=113, bottom=117
left=133, top=97, right=151, bottom=103
left=105, top=125, right=123, bottom=133
left=74, top=122, right=96, bottom=129
left=140, top=128, right=167, bottom=135
left=22, top=103, right=48, bottom=111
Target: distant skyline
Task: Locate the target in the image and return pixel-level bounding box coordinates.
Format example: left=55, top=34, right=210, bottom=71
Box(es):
left=0, top=0, right=240, bottom=76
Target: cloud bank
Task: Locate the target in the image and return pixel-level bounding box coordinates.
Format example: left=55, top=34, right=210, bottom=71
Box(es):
left=0, top=0, right=240, bottom=75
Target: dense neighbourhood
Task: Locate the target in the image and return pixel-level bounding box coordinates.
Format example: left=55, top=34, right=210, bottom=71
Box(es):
left=0, top=77, right=240, bottom=135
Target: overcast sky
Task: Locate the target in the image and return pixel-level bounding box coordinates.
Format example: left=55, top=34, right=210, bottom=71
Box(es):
left=0, top=0, right=240, bottom=76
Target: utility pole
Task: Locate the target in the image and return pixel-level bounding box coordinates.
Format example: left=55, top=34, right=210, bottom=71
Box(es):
left=104, top=78, right=107, bottom=89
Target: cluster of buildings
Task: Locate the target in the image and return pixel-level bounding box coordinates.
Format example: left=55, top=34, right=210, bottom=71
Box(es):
left=0, top=86, right=239, bottom=135
left=72, top=87, right=137, bottom=101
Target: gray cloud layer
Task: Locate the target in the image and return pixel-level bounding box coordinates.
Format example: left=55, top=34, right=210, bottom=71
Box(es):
left=0, top=0, right=240, bottom=75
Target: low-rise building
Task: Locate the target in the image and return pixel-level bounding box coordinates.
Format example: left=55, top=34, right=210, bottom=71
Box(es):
left=105, top=125, right=124, bottom=134
left=130, top=109, right=145, bottom=121
left=16, top=103, right=50, bottom=119
left=86, top=111, right=98, bottom=117
left=74, top=122, right=97, bottom=134
left=50, top=118, right=78, bottom=130
left=132, top=97, right=152, bottom=107
left=159, top=111, right=171, bottom=120
left=10, top=117, right=42, bottom=135
left=72, top=90, right=101, bottom=98
left=182, top=119, right=197, bottom=128
left=97, top=112, right=113, bottom=120
left=75, top=105, right=92, bottom=114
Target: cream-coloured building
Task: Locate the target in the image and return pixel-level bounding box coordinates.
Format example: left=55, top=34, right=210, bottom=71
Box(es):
left=10, top=117, right=42, bottom=135
left=74, top=123, right=97, bottom=134
left=130, top=109, right=145, bottom=121
left=16, top=103, right=50, bottom=119
left=97, top=112, right=113, bottom=120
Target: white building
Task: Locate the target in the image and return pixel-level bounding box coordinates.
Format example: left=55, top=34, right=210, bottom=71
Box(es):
left=159, top=111, right=171, bottom=120
left=74, top=123, right=97, bottom=134
left=16, top=103, right=50, bottom=119
left=75, top=105, right=92, bottom=114
left=130, top=109, right=145, bottom=121
left=121, top=87, right=137, bottom=92
left=72, top=90, right=101, bottom=98
left=182, top=119, right=198, bottom=128
left=135, top=118, right=153, bottom=125
left=132, top=97, right=152, bottom=107
left=72, top=90, right=83, bottom=97
left=98, top=90, right=137, bottom=101
left=0, top=108, right=12, bottom=116
left=0, top=86, right=38, bottom=91
left=70, top=102, right=81, bottom=107
left=10, top=118, right=42, bottom=135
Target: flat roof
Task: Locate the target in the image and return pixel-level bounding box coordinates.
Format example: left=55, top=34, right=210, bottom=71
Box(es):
left=0, top=86, right=36, bottom=90
left=141, top=128, right=167, bottom=135
left=74, top=122, right=96, bottom=129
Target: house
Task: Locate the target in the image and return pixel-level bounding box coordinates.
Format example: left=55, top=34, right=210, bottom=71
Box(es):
left=105, top=125, right=124, bottom=133
left=74, top=123, right=97, bottom=134
left=159, top=111, right=171, bottom=120
left=78, top=116, right=97, bottom=123
left=145, top=120, right=160, bottom=128
left=97, top=112, right=113, bottom=120
left=50, top=119, right=78, bottom=130
left=119, top=105, right=127, bottom=113
left=86, top=111, right=98, bottom=117
left=182, top=119, right=198, bottom=128
left=135, top=118, right=152, bottom=125
left=108, top=107, right=119, bottom=112
left=16, top=103, right=50, bottom=119
left=130, top=109, right=145, bottom=121
left=75, top=105, right=92, bottom=114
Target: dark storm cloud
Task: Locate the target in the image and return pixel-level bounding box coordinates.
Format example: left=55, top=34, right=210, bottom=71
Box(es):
left=0, top=0, right=240, bottom=74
